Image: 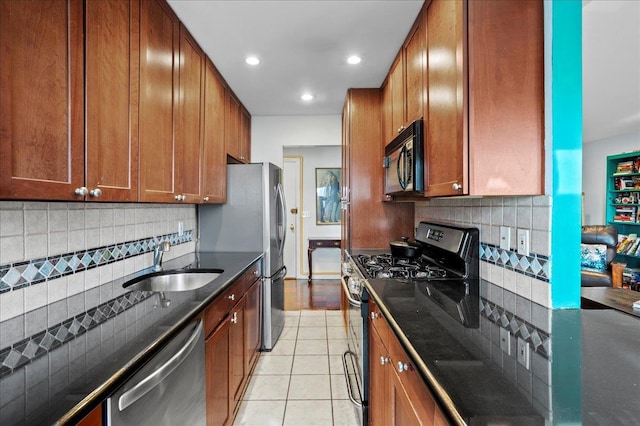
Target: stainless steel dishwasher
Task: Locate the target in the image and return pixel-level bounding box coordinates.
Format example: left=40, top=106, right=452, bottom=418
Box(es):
left=107, top=319, right=205, bottom=425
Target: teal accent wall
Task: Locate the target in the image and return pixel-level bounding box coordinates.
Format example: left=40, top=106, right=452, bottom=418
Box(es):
left=550, top=0, right=583, bottom=308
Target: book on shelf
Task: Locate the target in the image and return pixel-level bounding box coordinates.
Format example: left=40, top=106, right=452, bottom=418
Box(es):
left=615, top=160, right=635, bottom=174
left=617, top=233, right=640, bottom=256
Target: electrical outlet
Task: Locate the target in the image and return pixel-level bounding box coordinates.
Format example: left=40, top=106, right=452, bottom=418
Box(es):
left=500, top=328, right=511, bottom=355
left=178, top=221, right=184, bottom=236
left=517, top=337, right=530, bottom=369
left=517, top=229, right=530, bottom=256
left=500, top=226, right=511, bottom=250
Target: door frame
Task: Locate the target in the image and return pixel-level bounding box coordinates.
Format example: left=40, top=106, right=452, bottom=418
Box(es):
left=283, top=155, right=304, bottom=279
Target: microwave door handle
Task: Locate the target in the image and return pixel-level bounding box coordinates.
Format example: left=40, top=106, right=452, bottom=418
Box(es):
left=397, top=145, right=407, bottom=189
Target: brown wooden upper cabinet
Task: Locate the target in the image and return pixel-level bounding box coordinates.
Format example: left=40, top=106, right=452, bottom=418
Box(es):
left=424, top=0, right=544, bottom=197
left=0, top=0, right=139, bottom=202
left=381, top=11, right=425, bottom=146
left=202, top=58, right=228, bottom=204
left=139, top=0, right=206, bottom=203
left=226, top=90, right=251, bottom=164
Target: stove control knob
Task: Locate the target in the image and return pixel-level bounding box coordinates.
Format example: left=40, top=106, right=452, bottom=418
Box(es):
left=370, top=312, right=380, bottom=320
left=397, top=362, right=409, bottom=373
left=380, top=357, right=390, bottom=365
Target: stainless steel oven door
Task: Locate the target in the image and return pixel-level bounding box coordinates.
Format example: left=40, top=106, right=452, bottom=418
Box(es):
left=341, top=276, right=363, bottom=409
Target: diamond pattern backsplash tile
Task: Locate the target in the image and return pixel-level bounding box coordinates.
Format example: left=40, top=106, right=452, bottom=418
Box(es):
left=0, top=230, right=193, bottom=294
left=480, top=242, right=549, bottom=282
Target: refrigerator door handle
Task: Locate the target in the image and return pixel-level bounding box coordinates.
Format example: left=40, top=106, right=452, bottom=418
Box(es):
left=276, top=182, right=287, bottom=255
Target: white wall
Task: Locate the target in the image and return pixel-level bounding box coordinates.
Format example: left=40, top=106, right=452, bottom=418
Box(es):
left=252, top=115, right=343, bottom=279
left=251, top=115, right=341, bottom=168
left=582, top=131, right=640, bottom=225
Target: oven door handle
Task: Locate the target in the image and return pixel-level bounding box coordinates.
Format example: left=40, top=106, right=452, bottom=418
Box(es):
left=340, top=277, right=361, bottom=307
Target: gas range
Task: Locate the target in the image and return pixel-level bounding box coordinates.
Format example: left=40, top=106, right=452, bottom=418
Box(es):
left=345, top=221, right=481, bottom=328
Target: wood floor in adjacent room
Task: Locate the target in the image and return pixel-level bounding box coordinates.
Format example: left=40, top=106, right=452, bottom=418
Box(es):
left=284, top=279, right=341, bottom=311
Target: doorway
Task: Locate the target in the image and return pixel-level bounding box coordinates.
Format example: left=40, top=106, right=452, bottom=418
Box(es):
left=283, top=156, right=302, bottom=279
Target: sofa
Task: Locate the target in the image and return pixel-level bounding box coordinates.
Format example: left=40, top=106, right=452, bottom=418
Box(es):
left=581, top=225, right=619, bottom=287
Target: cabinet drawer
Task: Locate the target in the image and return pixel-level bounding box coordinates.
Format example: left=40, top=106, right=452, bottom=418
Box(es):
left=369, top=298, right=390, bottom=347
left=204, top=261, right=261, bottom=336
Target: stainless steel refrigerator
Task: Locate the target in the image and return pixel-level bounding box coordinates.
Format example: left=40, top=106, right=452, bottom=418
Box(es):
left=198, top=163, right=287, bottom=350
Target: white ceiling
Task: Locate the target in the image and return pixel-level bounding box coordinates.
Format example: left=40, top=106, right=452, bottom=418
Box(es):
left=167, top=0, right=424, bottom=116
left=167, top=0, right=640, bottom=142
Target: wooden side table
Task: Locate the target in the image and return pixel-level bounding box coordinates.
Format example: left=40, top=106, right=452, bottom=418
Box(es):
left=307, top=238, right=341, bottom=282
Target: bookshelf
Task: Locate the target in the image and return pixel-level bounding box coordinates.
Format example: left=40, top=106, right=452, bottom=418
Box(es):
left=607, top=151, right=640, bottom=277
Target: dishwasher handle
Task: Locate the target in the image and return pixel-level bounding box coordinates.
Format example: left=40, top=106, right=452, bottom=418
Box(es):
left=118, top=319, right=204, bottom=412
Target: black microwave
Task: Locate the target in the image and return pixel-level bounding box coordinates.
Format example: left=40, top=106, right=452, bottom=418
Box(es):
left=383, top=119, right=424, bottom=196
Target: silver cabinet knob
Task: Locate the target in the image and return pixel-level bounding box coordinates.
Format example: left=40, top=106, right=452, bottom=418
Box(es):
left=452, top=183, right=462, bottom=191
left=228, top=294, right=235, bottom=301
left=89, top=188, right=102, bottom=198
left=397, top=362, right=409, bottom=373
left=174, top=194, right=185, bottom=201
left=370, top=312, right=380, bottom=320
left=74, top=187, right=88, bottom=196
left=231, top=311, right=238, bottom=324
left=203, top=196, right=209, bottom=202
left=380, top=356, right=390, bottom=365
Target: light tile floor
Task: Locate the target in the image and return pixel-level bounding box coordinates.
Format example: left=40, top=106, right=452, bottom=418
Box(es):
left=233, top=310, right=362, bottom=426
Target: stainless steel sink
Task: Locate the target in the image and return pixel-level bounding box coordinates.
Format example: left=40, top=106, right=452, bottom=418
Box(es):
left=123, top=270, right=223, bottom=293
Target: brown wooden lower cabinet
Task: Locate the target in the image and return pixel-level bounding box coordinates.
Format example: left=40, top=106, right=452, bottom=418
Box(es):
left=205, top=317, right=231, bottom=426
left=204, top=263, right=262, bottom=426
left=368, top=299, right=450, bottom=426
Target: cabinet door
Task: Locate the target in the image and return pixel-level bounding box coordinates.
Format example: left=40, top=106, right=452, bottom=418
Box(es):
left=206, top=318, right=231, bottom=426
left=85, top=0, right=139, bottom=202
left=390, top=54, right=405, bottom=136
left=467, top=0, right=544, bottom=195
left=225, top=91, right=241, bottom=162
left=380, top=78, right=393, bottom=145
left=369, top=325, right=391, bottom=426
left=0, top=0, right=84, bottom=200
left=176, top=24, right=204, bottom=203
left=239, top=106, right=251, bottom=163
left=404, top=16, right=424, bottom=126
left=139, top=0, right=179, bottom=202
left=229, top=298, right=246, bottom=411
left=425, top=0, right=467, bottom=197
left=244, top=280, right=262, bottom=374
left=202, top=59, right=227, bottom=203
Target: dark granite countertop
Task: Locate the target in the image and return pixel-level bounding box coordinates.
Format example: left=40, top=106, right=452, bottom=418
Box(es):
left=1, top=251, right=262, bottom=426
left=360, top=263, right=640, bottom=425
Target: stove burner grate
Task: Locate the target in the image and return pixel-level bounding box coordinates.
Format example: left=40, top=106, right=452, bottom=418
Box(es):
left=355, top=253, right=450, bottom=280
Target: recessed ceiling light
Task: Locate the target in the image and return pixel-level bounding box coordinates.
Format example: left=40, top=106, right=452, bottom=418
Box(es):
left=245, top=56, right=260, bottom=66
left=347, top=55, right=361, bottom=65
left=301, top=93, right=314, bottom=102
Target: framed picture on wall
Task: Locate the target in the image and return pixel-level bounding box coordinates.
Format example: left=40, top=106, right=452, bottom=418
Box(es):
left=316, top=168, right=341, bottom=225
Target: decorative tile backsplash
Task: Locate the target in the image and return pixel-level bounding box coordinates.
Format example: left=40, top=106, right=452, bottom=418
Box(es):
left=0, top=230, right=193, bottom=293
left=415, top=195, right=552, bottom=307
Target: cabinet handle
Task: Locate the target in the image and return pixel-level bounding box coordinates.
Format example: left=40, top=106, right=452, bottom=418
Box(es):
left=452, top=183, right=462, bottom=191
left=174, top=194, right=185, bottom=201
left=203, top=196, right=209, bottom=202
left=370, top=312, right=380, bottom=320
left=253, top=270, right=260, bottom=276
left=74, top=187, right=88, bottom=196
left=231, top=311, right=238, bottom=324
left=228, top=294, right=235, bottom=301
left=397, top=362, right=409, bottom=373
left=380, top=356, right=390, bottom=365
left=89, top=188, right=102, bottom=198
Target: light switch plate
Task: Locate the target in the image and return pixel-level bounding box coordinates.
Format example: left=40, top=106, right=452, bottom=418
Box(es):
left=500, top=226, right=511, bottom=250
left=517, top=337, right=530, bottom=369
left=500, top=328, right=511, bottom=355
left=517, top=229, right=530, bottom=256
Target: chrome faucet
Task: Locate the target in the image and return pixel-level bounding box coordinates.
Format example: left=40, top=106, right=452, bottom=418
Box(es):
left=153, top=241, right=171, bottom=271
